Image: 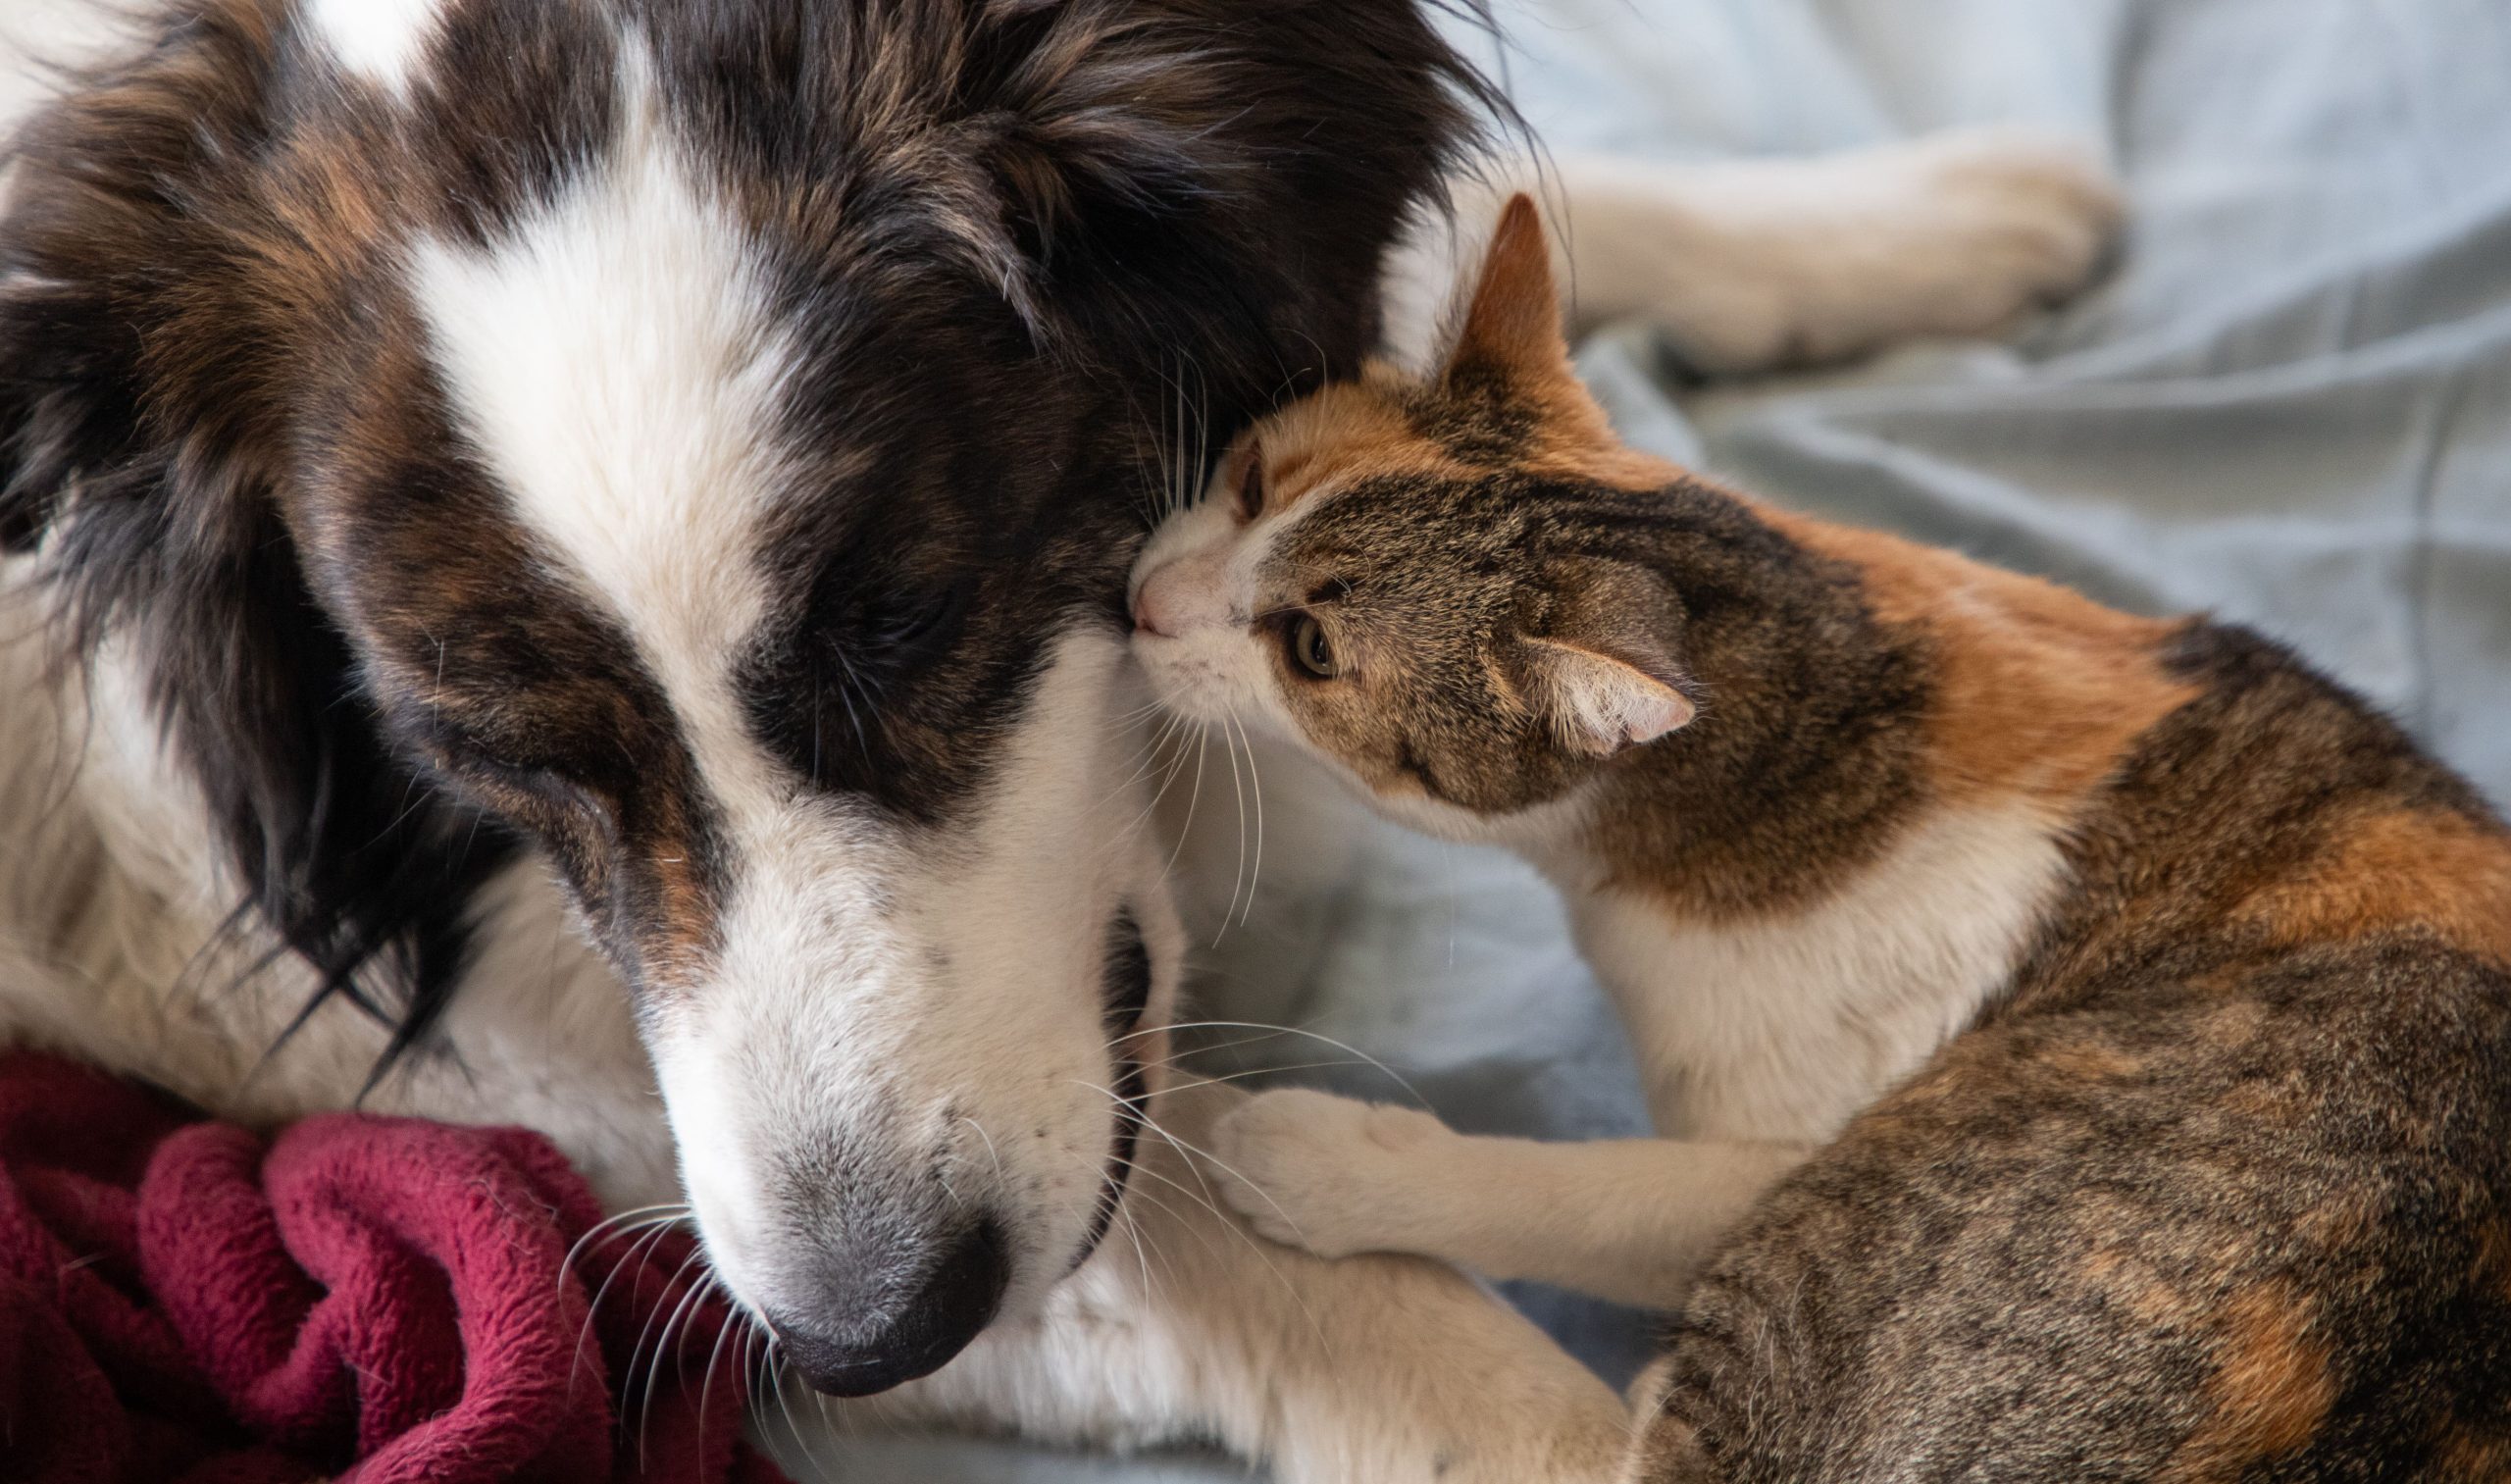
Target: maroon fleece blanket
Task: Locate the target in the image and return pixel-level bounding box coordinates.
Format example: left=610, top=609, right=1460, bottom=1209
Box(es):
left=0, top=1052, right=792, bottom=1484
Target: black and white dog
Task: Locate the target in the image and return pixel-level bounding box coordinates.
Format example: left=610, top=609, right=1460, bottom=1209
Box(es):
left=0, top=1, right=2116, bottom=1476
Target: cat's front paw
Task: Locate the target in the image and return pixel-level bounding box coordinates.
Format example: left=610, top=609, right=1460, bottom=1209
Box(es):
left=1210, top=1088, right=1448, bottom=1259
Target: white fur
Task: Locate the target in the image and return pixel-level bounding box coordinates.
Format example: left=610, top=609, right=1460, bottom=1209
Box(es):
left=410, top=52, right=793, bottom=817
left=1214, top=1089, right=1805, bottom=1310
left=1562, top=804, right=2068, bottom=1144
left=410, top=48, right=1150, bottom=1319
left=303, top=0, right=451, bottom=96
left=1200, top=800, right=2068, bottom=1311
left=818, top=1082, right=1631, bottom=1484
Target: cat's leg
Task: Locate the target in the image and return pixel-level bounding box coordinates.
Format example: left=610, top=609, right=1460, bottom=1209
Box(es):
left=1386, top=127, right=2124, bottom=374
left=806, top=1082, right=1633, bottom=1484
left=1211, top=1087, right=1807, bottom=1311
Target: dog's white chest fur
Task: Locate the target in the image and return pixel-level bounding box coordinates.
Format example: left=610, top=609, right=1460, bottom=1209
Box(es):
left=1564, top=805, right=2069, bottom=1144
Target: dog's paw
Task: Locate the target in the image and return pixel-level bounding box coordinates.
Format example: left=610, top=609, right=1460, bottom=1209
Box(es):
left=1566, top=125, right=2125, bottom=370
left=1867, top=124, right=2126, bottom=326
left=1210, top=1088, right=1448, bottom=1259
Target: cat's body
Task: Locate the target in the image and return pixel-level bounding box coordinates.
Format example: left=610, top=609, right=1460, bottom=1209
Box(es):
left=1131, top=199, right=2511, bottom=1480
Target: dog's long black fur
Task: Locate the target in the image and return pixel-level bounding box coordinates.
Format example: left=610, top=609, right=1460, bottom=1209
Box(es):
left=0, top=0, right=1505, bottom=1079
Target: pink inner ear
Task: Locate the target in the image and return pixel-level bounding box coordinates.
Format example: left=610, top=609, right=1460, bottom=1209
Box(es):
left=1536, top=638, right=1696, bottom=756
left=1621, top=684, right=1696, bottom=746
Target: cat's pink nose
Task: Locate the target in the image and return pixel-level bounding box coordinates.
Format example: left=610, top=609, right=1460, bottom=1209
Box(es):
left=1133, top=567, right=1186, bottom=638
left=1135, top=554, right=1229, bottom=638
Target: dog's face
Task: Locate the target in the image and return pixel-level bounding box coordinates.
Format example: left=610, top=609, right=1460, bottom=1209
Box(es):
left=0, top=0, right=1484, bottom=1394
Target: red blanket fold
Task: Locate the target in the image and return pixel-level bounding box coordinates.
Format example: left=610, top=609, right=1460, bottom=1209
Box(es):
left=0, top=1052, right=792, bottom=1484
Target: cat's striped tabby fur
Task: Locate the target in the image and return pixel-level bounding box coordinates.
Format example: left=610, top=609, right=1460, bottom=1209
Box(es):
left=1131, top=196, right=2511, bottom=1481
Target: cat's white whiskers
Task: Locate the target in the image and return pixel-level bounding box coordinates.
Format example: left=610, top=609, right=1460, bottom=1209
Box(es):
left=1119, top=714, right=1201, bottom=844
left=1229, top=710, right=1266, bottom=930
left=1160, top=723, right=1214, bottom=880
left=1215, top=715, right=1252, bottom=946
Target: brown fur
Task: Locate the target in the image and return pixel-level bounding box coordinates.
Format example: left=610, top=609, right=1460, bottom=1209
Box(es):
left=2160, top=1283, right=2341, bottom=1480
left=1213, top=195, right=2511, bottom=1479
left=1772, top=515, right=2201, bottom=817
left=2237, top=805, right=2511, bottom=968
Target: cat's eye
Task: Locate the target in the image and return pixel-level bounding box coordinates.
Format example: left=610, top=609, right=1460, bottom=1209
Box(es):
left=1288, top=614, right=1339, bottom=680
left=1232, top=447, right=1265, bottom=524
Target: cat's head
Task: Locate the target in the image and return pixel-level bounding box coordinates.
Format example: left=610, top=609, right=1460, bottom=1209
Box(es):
left=1130, top=195, right=1699, bottom=834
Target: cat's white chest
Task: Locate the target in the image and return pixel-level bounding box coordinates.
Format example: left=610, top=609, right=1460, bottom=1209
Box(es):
left=1561, top=806, right=2070, bottom=1145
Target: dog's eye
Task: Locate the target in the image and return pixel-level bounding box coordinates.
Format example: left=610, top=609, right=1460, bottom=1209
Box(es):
left=1232, top=447, right=1264, bottom=524
left=1286, top=613, right=1339, bottom=680
left=434, top=733, right=560, bottom=790
left=432, top=739, right=619, bottom=833
left=857, top=574, right=974, bottom=668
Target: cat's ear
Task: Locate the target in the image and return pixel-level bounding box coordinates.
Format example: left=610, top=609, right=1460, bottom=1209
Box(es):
left=1524, top=638, right=1696, bottom=757
left=1521, top=560, right=1695, bottom=758
left=1444, top=192, right=1572, bottom=384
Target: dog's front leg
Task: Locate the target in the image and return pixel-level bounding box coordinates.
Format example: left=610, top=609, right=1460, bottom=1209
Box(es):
left=817, top=1080, right=1631, bottom=1484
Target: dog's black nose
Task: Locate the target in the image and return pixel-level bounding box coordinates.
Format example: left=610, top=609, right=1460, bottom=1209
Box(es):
left=772, top=1218, right=1011, bottom=1398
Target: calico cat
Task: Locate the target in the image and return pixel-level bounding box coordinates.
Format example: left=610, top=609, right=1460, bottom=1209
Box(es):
left=1128, top=194, right=2511, bottom=1481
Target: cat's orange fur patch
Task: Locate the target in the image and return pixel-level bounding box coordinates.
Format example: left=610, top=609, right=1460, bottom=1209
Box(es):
left=1773, top=514, right=2199, bottom=819
left=2238, top=806, right=2511, bottom=967
left=2029, top=1039, right=2146, bottom=1083
left=2162, top=1281, right=2339, bottom=1481
left=1257, top=374, right=1474, bottom=511
left=2082, top=1246, right=2194, bottom=1328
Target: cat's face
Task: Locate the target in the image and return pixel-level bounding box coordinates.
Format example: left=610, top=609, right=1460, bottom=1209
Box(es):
left=1129, top=196, right=1698, bottom=833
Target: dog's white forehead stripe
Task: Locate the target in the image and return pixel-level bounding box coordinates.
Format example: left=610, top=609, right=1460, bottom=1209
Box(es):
left=412, top=54, right=794, bottom=776
left=303, top=0, right=451, bottom=94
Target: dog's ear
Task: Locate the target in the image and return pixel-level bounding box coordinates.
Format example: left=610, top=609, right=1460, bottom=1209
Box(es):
left=0, top=8, right=515, bottom=1086
left=948, top=0, right=1499, bottom=416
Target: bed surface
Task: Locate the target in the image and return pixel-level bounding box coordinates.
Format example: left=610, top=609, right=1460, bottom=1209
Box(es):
left=10, top=2, right=2506, bottom=1478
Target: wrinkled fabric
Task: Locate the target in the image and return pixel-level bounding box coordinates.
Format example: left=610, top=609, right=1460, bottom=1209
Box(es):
left=0, top=1053, right=785, bottom=1484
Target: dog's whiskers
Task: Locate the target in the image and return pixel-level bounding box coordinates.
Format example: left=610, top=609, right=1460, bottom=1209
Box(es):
left=633, top=1237, right=722, bottom=1467
left=1066, top=1079, right=1331, bottom=1355
left=568, top=1210, right=692, bottom=1396
left=1114, top=1019, right=1427, bottom=1107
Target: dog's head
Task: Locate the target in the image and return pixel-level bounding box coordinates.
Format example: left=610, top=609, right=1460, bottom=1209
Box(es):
left=0, top=0, right=1488, bottom=1394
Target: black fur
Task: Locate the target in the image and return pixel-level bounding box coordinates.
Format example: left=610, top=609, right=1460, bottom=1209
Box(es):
left=0, top=0, right=1505, bottom=1078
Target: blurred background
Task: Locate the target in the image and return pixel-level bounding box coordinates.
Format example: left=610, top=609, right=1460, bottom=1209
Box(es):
left=10, top=1, right=2506, bottom=1479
